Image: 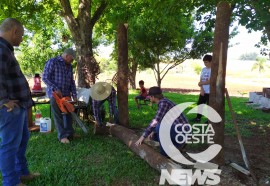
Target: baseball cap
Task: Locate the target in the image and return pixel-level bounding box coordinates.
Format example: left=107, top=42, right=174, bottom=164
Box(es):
left=148, top=86, right=162, bottom=96
left=64, top=48, right=76, bottom=59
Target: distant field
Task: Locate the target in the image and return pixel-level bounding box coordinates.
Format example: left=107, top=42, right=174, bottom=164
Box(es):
left=31, top=59, right=270, bottom=97
left=97, top=59, right=270, bottom=97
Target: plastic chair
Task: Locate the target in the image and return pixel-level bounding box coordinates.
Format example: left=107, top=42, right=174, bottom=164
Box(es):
left=74, top=87, right=91, bottom=121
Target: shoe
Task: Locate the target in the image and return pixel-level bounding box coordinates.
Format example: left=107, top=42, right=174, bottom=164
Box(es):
left=60, top=138, right=70, bottom=144
left=20, top=172, right=40, bottom=181
left=192, top=118, right=201, bottom=122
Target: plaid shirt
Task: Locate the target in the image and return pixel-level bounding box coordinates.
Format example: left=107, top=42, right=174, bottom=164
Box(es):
left=143, top=98, right=188, bottom=138
left=43, top=56, right=77, bottom=98
left=92, top=87, right=117, bottom=120
left=0, top=37, right=33, bottom=109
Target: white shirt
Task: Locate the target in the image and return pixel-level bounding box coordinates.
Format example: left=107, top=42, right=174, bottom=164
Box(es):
left=200, top=67, right=211, bottom=94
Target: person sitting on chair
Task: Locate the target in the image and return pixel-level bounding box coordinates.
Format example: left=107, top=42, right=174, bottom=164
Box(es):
left=91, top=82, right=119, bottom=126
left=135, top=80, right=147, bottom=109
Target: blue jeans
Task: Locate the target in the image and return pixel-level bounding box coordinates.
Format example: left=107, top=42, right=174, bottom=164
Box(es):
left=0, top=107, right=30, bottom=186
left=50, top=97, right=74, bottom=140
left=95, top=100, right=119, bottom=126
left=153, top=123, right=184, bottom=157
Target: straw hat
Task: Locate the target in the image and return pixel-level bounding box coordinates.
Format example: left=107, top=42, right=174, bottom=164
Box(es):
left=90, top=82, right=112, bottom=101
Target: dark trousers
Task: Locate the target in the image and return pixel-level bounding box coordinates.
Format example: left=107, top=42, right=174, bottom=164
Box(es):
left=153, top=123, right=184, bottom=157
left=196, top=93, right=209, bottom=119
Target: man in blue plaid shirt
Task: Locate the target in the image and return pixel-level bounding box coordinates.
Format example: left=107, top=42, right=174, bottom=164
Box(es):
left=135, top=86, right=189, bottom=156
left=43, top=48, right=77, bottom=144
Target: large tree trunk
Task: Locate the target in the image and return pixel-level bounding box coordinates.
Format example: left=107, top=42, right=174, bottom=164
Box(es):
left=59, top=0, right=106, bottom=87
left=117, top=24, right=129, bottom=127
left=209, top=1, right=231, bottom=165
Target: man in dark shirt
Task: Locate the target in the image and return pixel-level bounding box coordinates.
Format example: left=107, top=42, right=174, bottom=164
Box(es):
left=135, top=86, right=189, bottom=156
left=0, top=18, right=39, bottom=186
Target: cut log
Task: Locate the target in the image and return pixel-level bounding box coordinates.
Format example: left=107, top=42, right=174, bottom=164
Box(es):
left=110, top=124, right=182, bottom=172
left=93, top=125, right=110, bottom=135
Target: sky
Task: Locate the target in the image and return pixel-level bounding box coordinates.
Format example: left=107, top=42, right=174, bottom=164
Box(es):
left=228, top=26, right=264, bottom=59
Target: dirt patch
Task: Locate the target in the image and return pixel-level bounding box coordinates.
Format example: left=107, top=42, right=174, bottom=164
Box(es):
left=175, top=89, right=270, bottom=185
left=223, top=126, right=270, bottom=185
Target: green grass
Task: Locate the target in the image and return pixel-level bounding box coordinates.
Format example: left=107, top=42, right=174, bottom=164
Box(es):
left=1, top=91, right=270, bottom=185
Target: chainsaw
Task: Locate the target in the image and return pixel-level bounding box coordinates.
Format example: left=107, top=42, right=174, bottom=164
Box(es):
left=52, top=92, right=88, bottom=133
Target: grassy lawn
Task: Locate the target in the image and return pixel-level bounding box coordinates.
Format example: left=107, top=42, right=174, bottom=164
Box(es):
left=1, top=91, right=270, bottom=185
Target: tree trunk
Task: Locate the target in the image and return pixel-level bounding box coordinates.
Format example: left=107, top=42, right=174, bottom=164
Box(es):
left=154, top=62, right=162, bottom=87
left=59, top=0, right=106, bottom=87
left=209, top=1, right=231, bottom=165
left=117, top=24, right=129, bottom=127
left=128, top=59, right=138, bottom=89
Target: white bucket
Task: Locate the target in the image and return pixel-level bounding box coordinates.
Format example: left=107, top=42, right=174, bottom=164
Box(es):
left=40, top=117, right=51, bottom=133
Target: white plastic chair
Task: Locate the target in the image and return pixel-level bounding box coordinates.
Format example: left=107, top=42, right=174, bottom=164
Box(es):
left=75, top=87, right=91, bottom=121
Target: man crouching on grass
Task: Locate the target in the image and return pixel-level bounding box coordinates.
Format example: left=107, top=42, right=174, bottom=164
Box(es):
left=135, top=86, right=189, bottom=156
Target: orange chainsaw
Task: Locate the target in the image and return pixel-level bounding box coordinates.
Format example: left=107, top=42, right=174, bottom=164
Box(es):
left=53, top=92, right=88, bottom=133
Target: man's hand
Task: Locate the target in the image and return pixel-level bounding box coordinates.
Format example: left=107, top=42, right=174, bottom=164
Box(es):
left=200, top=89, right=205, bottom=96
left=4, top=100, right=19, bottom=112
left=94, top=121, right=101, bottom=127
left=55, top=90, right=62, bottom=98
left=135, top=136, right=145, bottom=146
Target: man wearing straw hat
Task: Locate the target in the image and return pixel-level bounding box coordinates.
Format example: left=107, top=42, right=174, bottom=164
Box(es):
left=91, top=82, right=119, bottom=126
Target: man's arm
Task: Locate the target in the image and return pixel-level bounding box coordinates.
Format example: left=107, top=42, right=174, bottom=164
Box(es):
left=136, top=102, right=167, bottom=146
left=42, top=59, right=59, bottom=91
left=0, top=50, right=10, bottom=106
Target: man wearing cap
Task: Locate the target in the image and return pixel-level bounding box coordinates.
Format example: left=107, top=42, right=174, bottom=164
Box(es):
left=43, top=48, right=77, bottom=144
left=90, top=82, right=119, bottom=126
left=135, top=86, right=189, bottom=156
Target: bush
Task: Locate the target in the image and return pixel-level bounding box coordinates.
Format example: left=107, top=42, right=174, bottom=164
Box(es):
left=192, top=63, right=202, bottom=75
left=239, top=52, right=258, bottom=60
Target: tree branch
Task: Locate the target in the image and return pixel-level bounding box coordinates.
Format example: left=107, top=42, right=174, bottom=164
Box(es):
left=59, top=0, right=78, bottom=29
left=90, top=1, right=107, bottom=26
left=78, top=0, right=91, bottom=23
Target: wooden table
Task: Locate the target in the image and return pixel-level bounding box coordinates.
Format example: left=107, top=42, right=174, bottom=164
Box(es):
left=28, top=92, right=50, bottom=132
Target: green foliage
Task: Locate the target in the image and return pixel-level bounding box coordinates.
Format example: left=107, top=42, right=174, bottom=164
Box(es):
left=98, top=57, right=117, bottom=73
left=239, top=52, right=258, bottom=60
left=17, top=31, right=73, bottom=76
